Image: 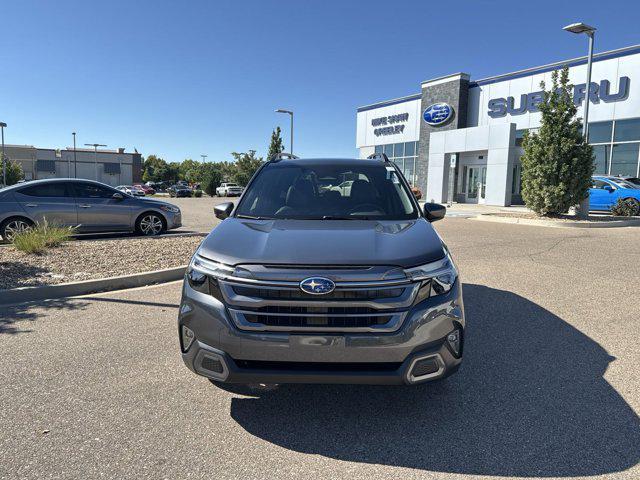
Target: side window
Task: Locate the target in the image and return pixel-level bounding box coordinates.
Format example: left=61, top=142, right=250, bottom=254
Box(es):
left=73, top=183, right=117, bottom=199
left=592, top=180, right=614, bottom=190
left=18, top=183, right=70, bottom=198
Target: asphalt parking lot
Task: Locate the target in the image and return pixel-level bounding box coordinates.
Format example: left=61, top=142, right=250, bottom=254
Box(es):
left=1, top=217, right=639, bottom=479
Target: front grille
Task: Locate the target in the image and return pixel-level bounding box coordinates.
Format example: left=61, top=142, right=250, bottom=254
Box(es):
left=232, top=285, right=405, bottom=301
left=218, top=267, right=418, bottom=333
left=242, top=313, right=393, bottom=329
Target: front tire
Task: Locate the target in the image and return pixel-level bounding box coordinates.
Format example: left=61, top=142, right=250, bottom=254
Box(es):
left=136, top=213, right=166, bottom=236
left=0, top=217, right=33, bottom=243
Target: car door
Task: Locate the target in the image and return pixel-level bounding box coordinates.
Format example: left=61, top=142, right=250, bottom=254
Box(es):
left=13, top=181, right=78, bottom=226
left=71, top=182, right=134, bottom=232
left=590, top=179, right=617, bottom=211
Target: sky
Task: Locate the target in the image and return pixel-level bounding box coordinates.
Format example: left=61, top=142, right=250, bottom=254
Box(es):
left=1, top=0, right=638, bottom=163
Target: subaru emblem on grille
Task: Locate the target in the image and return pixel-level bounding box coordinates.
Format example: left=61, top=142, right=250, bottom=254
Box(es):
left=300, top=277, right=335, bottom=295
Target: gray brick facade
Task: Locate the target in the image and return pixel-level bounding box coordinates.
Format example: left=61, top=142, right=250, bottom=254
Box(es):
left=416, top=75, right=469, bottom=193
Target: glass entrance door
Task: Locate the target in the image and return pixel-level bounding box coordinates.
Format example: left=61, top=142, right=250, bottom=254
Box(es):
left=465, top=166, right=486, bottom=203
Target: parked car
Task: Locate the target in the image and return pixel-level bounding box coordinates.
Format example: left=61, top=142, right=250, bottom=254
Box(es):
left=116, top=185, right=145, bottom=197
left=178, top=155, right=463, bottom=387
left=168, top=184, right=193, bottom=198
left=215, top=182, right=243, bottom=197
left=134, top=183, right=156, bottom=195
left=616, top=175, right=640, bottom=187
left=590, top=176, right=640, bottom=215
left=0, top=178, right=182, bottom=242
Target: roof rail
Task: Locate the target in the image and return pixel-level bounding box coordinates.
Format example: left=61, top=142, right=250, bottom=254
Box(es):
left=367, top=152, right=391, bottom=162
left=269, top=152, right=300, bottom=162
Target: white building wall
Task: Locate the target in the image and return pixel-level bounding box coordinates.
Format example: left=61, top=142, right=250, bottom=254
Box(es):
left=356, top=98, right=421, bottom=148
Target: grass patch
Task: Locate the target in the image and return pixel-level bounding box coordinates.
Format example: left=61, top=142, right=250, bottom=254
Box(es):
left=13, top=220, right=76, bottom=254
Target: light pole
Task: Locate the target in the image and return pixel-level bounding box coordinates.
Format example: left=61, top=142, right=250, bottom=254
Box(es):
left=1, top=122, right=6, bottom=186
left=85, top=143, right=107, bottom=181
left=72, top=132, right=77, bottom=178
left=564, top=22, right=596, bottom=218
left=275, top=109, right=294, bottom=154
left=201, top=154, right=208, bottom=163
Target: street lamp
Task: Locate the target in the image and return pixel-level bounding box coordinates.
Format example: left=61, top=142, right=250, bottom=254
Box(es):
left=0, top=122, right=6, bottom=186
left=201, top=154, right=208, bottom=163
left=72, top=132, right=77, bottom=178
left=275, top=109, right=294, bottom=155
left=84, top=143, right=107, bottom=180
left=564, top=22, right=596, bottom=218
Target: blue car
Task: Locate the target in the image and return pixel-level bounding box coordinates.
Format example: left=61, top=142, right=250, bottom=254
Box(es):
left=590, top=176, right=640, bottom=214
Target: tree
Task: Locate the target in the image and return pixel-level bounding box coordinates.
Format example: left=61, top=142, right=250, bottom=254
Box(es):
left=231, top=150, right=264, bottom=186
left=267, top=126, right=284, bottom=160
left=520, top=67, right=594, bottom=216
left=142, top=155, right=169, bottom=183
left=202, top=166, right=223, bottom=197
left=179, top=159, right=202, bottom=184
left=3, top=159, right=24, bottom=186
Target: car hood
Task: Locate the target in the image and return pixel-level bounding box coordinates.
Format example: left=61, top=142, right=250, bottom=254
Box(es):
left=136, top=198, right=175, bottom=208
left=198, top=218, right=445, bottom=267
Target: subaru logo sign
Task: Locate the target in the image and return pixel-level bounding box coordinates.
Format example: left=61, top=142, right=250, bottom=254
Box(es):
left=300, top=277, right=335, bottom=295
left=423, top=103, right=454, bottom=126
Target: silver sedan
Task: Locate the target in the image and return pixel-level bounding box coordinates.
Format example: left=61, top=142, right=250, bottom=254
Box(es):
left=0, top=178, right=182, bottom=242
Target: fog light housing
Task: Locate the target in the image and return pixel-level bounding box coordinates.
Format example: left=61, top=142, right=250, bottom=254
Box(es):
left=181, top=325, right=195, bottom=352
left=446, top=327, right=463, bottom=358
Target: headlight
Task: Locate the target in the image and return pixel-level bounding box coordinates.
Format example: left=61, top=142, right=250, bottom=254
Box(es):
left=190, top=254, right=234, bottom=279
left=405, top=253, right=458, bottom=301
left=160, top=204, right=180, bottom=213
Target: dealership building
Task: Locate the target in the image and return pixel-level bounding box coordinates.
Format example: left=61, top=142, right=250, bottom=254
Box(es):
left=356, top=44, right=640, bottom=205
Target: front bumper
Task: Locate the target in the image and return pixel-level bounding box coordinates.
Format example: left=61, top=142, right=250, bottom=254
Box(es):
left=178, top=280, right=464, bottom=385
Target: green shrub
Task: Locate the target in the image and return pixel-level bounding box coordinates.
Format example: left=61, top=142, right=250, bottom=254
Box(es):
left=13, top=220, right=75, bottom=254
left=203, top=169, right=222, bottom=197
left=610, top=198, right=640, bottom=216
left=194, top=189, right=203, bottom=198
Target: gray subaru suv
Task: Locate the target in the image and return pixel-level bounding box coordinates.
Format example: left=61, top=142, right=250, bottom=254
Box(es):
left=179, top=153, right=464, bottom=386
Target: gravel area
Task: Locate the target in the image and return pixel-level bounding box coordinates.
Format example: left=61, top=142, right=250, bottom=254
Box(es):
left=0, top=234, right=204, bottom=290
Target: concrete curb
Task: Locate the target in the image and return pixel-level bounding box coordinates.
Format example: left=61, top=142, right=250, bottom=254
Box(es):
left=0, top=266, right=187, bottom=306
left=470, top=214, right=640, bottom=229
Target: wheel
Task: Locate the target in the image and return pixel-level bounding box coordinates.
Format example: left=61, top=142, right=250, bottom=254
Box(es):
left=0, top=217, right=33, bottom=243
left=136, top=213, right=166, bottom=236
left=625, top=198, right=640, bottom=216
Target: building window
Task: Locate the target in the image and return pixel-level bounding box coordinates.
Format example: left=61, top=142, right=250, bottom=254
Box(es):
left=613, top=118, right=640, bottom=142
left=515, top=130, right=525, bottom=146
left=610, top=143, right=640, bottom=176
left=511, top=164, right=521, bottom=194
left=370, top=141, right=419, bottom=185
left=588, top=121, right=613, bottom=143
left=592, top=145, right=611, bottom=175
left=104, top=162, right=121, bottom=175
left=36, top=160, right=56, bottom=172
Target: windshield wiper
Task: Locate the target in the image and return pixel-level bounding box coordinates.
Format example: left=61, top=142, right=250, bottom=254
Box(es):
left=321, top=215, right=370, bottom=220
left=235, top=214, right=272, bottom=220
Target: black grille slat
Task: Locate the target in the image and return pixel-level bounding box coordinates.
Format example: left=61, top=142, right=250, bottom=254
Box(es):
left=243, top=313, right=392, bottom=328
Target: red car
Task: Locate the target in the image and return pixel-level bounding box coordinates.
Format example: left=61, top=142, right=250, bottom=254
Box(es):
left=134, top=184, right=156, bottom=195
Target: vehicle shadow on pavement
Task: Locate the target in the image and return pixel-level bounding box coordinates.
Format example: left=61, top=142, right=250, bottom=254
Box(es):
left=228, top=284, right=640, bottom=477
left=0, top=298, right=89, bottom=335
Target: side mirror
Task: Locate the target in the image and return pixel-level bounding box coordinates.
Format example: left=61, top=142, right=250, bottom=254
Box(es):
left=603, top=185, right=614, bottom=192
left=112, top=192, right=124, bottom=200
left=214, top=202, right=234, bottom=220
left=423, top=202, right=446, bottom=222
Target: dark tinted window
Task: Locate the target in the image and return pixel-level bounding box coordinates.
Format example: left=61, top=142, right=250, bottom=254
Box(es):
left=588, top=121, right=613, bottom=143
left=73, top=182, right=117, bottom=199
left=235, top=162, right=417, bottom=220
left=18, top=182, right=70, bottom=197
left=613, top=118, right=640, bottom=142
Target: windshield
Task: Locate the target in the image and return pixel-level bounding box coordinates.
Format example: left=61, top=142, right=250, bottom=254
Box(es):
left=235, top=161, right=418, bottom=220
left=610, top=179, right=639, bottom=189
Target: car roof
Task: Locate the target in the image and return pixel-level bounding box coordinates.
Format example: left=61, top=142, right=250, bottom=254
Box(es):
left=267, top=157, right=393, bottom=168
left=1, top=178, right=113, bottom=192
